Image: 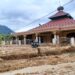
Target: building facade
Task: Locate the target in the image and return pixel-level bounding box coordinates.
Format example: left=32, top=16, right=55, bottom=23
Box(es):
left=12, top=6, right=75, bottom=46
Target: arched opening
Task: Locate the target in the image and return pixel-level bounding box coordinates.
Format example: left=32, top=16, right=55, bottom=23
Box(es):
left=66, top=32, right=75, bottom=44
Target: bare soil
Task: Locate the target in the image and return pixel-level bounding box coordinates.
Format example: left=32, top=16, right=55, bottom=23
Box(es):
left=0, top=45, right=75, bottom=73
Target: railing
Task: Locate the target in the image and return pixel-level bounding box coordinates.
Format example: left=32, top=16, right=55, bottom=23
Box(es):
left=60, top=37, right=70, bottom=45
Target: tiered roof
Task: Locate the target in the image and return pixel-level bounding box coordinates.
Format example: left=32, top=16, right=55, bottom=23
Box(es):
left=15, top=6, right=75, bottom=36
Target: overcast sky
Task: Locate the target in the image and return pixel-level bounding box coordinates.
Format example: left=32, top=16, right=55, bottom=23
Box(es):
left=0, top=0, right=75, bottom=32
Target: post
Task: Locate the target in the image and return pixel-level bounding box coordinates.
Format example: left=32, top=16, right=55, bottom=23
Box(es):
left=57, top=35, right=60, bottom=44
left=24, top=35, right=26, bottom=45
left=70, top=37, right=75, bottom=46
left=52, top=34, right=57, bottom=45
left=10, top=40, right=13, bottom=45
left=1, top=41, right=5, bottom=45
left=37, top=47, right=41, bottom=56
left=52, top=32, right=60, bottom=45
left=35, top=34, right=38, bottom=42
left=38, top=37, right=41, bottom=44
left=18, top=40, right=21, bottom=45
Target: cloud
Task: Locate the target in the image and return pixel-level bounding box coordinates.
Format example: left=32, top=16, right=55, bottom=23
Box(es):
left=0, top=0, right=74, bottom=32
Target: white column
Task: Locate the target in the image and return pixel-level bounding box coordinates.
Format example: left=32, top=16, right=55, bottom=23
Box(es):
left=18, top=40, right=21, bottom=45
left=35, top=34, right=38, bottom=42
left=24, top=35, right=26, bottom=45
left=2, top=41, right=5, bottom=45
left=52, top=32, right=60, bottom=45
left=57, top=35, right=60, bottom=44
left=70, top=37, right=75, bottom=46
left=35, top=36, right=38, bottom=42
left=10, top=40, right=13, bottom=45
left=52, top=34, right=57, bottom=45
left=39, top=37, right=41, bottom=44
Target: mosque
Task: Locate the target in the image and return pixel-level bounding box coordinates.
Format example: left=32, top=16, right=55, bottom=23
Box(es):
left=12, top=6, right=75, bottom=46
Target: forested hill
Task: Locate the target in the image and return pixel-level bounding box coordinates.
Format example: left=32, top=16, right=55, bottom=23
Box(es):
left=0, top=25, right=14, bottom=34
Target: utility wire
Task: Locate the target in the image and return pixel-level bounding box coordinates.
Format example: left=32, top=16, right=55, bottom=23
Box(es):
left=23, top=0, right=74, bottom=28
left=63, top=0, right=73, bottom=6
left=24, top=10, right=56, bottom=27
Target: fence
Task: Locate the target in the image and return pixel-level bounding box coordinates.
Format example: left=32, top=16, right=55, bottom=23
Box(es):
left=60, top=37, right=70, bottom=46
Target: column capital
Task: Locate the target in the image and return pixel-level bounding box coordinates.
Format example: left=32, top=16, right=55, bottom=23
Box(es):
left=35, top=33, right=38, bottom=36
left=53, top=31, right=57, bottom=34
left=24, top=35, right=26, bottom=38
left=35, top=32, right=40, bottom=36
left=53, top=31, right=60, bottom=35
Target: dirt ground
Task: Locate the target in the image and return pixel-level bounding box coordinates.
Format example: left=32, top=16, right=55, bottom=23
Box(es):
left=0, top=45, right=75, bottom=75
left=0, top=61, right=75, bottom=75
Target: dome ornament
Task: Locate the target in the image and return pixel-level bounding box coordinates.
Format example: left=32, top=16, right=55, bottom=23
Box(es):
left=57, top=6, right=64, bottom=11
left=57, top=0, right=64, bottom=11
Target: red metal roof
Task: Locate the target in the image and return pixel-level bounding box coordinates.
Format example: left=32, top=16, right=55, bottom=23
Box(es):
left=15, top=18, right=75, bottom=35
left=50, top=11, right=68, bottom=19
left=14, top=18, right=75, bottom=36
left=49, top=6, right=73, bottom=19
left=26, top=18, right=75, bottom=34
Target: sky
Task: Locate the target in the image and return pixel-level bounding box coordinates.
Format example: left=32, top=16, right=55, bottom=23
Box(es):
left=0, top=0, right=75, bottom=32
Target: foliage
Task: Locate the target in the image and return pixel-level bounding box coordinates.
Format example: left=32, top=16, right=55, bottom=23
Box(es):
left=4, top=34, right=13, bottom=40
left=0, top=34, right=4, bottom=44
left=0, top=34, right=13, bottom=44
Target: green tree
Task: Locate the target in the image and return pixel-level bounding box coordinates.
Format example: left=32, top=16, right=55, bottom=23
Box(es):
left=0, top=34, right=4, bottom=44
left=5, top=34, right=13, bottom=40
left=0, top=34, right=13, bottom=45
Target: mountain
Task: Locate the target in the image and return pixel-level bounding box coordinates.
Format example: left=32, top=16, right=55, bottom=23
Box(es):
left=0, top=25, right=14, bottom=34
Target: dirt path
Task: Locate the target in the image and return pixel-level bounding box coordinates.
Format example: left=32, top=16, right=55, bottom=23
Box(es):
left=0, top=62, right=75, bottom=75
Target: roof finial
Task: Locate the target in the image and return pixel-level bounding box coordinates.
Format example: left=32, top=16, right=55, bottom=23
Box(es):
left=57, top=6, right=64, bottom=11
left=57, top=0, right=64, bottom=11
left=58, top=0, right=61, bottom=6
